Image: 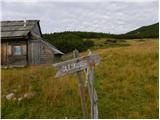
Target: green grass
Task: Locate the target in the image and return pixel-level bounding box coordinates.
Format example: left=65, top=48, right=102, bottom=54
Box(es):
left=83, top=38, right=129, bottom=50
left=1, top=39, right=159, bottom=118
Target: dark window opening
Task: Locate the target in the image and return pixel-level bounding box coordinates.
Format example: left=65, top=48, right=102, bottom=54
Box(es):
left=13, top=45, right=22, bottom=55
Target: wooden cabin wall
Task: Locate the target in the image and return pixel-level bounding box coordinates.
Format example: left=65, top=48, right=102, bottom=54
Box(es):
left=28, top=40, right=54, bottom=65
left=1, top=39, right=62, bottom=67
left=28, top=40, right=40, bottom=64
left=1, top=40, right=27, bottom=66
left=1, top=42, right=8, bottom=65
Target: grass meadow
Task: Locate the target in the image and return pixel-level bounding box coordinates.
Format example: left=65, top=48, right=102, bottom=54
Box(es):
left=1, top=39, right=159, bottom=118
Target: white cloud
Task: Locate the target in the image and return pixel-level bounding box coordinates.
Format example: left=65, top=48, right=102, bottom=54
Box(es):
left=2, top=0, right=158, bottom=3
left=1, top=0, right=158, bottom=34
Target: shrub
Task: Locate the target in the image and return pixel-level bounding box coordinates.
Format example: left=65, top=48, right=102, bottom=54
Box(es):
left=83, top=40, right=95, bottom=48
left=44, top=33, right=92, bottom=53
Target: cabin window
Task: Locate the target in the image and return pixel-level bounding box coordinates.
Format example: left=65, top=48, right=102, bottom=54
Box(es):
left=13, top=45, right=22, bottom=55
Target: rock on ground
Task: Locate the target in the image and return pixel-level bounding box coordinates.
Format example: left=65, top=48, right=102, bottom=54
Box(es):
left=6, top=93, right=15, bottom=100
left=24, top=92, right=36, bottom=99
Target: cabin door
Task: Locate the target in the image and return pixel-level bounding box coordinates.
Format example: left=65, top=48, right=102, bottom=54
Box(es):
left=29, top=40, right=40, bottom=65
left=1, top=42, right=8, bottom=65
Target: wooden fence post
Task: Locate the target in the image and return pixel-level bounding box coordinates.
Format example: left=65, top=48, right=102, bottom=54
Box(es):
left=73, top=49, right=87, bottom=119
left=89, top=67, right=98, bottom=119
left=87, top=50, right=98, bottom=119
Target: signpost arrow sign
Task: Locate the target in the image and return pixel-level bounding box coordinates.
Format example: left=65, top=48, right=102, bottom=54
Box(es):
left=53, top=54, right=100, bottom=78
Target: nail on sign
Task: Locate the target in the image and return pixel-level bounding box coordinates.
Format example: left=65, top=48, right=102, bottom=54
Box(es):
left=53, top=54, right=100, bottom=77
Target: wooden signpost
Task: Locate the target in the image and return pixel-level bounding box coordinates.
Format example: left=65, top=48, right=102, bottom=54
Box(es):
left=53, top=49, right=100, bottom=119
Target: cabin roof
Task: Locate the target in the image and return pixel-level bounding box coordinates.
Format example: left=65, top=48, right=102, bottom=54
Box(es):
left=1, top=20, right=42, bottom=39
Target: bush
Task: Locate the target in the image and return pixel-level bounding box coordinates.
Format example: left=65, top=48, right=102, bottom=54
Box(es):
left=43, top=33, right=93, bottom=53
left=83, top=40, right=95, bottom=48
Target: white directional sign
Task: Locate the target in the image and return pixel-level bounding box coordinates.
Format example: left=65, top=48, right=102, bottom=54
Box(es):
left=53, top=54, right=100, bottom=77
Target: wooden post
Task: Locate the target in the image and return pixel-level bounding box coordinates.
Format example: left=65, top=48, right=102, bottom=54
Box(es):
left=87, top=50, right=98, bottom=119
left=85, top=68, right=93, bottom=118
left=73, top=49, right=87, bottom=119
left=89, top=67, right=98, bottom=119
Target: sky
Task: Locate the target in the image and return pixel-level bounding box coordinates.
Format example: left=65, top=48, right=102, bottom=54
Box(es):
left=1, top=0, right=159, bottom=34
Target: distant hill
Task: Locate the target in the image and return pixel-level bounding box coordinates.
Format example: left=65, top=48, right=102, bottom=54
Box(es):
left=117, top=23, right=159, bottom=39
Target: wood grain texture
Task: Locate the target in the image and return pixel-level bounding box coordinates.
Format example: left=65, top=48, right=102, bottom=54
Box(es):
left=1, top=41, right=27, bottom=66
left=54, top=54, right=100, bottom=77
left=73, top=49, right=88, bottom=119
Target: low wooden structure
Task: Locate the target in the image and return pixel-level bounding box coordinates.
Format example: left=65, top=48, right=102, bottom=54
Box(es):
left=1, top=20, right=64, bottom=67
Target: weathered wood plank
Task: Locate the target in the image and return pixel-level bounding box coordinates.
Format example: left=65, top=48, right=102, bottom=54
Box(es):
left=73, top=50, right=88, bottom=119
left=53, top=54, right=100, bottom=77
left=1, top=42, right=8, bottom=65
left=29, top=40, right=41, bottom=64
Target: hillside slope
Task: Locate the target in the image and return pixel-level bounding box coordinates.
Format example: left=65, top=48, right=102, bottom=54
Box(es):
left=122, top=23, right=159, bottom=38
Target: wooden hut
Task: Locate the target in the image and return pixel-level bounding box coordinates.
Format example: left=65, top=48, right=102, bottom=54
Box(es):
left=1, top=20, right=64, bottom=67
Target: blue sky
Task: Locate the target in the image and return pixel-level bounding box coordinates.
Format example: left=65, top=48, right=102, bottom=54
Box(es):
left=1, top=0, right=159, bottom=34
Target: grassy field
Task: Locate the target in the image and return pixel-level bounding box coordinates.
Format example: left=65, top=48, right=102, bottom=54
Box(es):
left=1, top=39, right=159, bottom=118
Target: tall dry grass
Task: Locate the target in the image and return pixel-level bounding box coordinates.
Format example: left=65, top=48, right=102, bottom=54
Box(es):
left=1, top=39, right=158, bottom=118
